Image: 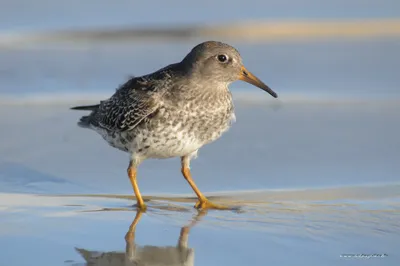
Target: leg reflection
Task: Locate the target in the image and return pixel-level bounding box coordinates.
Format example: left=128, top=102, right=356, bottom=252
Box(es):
left=76, top=209, right=207, bottom=266
left=124, top=210, right=143, bottom=262
left=178, top=210, right=207, bottom=249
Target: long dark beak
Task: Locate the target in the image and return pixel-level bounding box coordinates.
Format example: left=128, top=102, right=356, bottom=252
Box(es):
left=239, top=66, right=278, bottom=98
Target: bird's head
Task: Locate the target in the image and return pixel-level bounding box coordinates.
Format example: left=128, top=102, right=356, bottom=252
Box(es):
left=182, top=41, right=277, bottom=98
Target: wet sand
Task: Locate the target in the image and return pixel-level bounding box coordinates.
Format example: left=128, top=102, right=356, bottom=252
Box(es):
left=1, top=187, right=399, bottom=265
left=0, top=100, right=399, bottom=265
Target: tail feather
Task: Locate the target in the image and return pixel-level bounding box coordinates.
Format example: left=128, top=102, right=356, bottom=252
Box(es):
left=77, top=115, right=93, bottom=128
left=70, top=104, right=99, bottom=128
left=75, top=248, right=93, bottom=262
left=70, top=104, right=100, bottom=111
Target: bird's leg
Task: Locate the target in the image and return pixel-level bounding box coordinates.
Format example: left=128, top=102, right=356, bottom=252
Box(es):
left=181, top=156, right=229, bottom=210
left=127, top=161, right=147, bottom=211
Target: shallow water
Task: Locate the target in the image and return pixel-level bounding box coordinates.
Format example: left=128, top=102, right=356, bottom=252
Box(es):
left=1, top=188, right=399, bottom=266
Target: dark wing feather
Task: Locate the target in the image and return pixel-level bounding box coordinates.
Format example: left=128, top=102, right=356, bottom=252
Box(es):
left=90, top=76, right=165, bottom=132
left=75, top=64, right=178, bottom=131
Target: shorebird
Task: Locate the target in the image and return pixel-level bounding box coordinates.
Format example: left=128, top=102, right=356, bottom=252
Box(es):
left=71, top=41, right=278, bottom=211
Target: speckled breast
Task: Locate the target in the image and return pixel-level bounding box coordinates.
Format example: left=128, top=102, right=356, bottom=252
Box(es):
left=125, top=93, right=235, bottom=159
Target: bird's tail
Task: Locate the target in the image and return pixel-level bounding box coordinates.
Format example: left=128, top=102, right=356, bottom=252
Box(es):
left=75, top=248, right=92, bottom=261
left=77, top=115, right=93, bottom=128
left=70, top=104, right=100, bottom=111
left=70, top=104, right=99, bottom=128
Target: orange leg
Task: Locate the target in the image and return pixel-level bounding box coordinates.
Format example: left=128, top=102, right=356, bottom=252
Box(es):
left=181, top=156, right=229, bottom=210
left=127, top=162, right=147, bottom=211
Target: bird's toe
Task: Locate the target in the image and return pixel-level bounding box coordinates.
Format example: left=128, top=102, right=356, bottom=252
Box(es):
left=194, top=199, right=230, bottom=210
left=135, top=203, right=147, bottom=212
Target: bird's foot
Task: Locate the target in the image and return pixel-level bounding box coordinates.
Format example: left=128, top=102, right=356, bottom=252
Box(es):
left=194, top=199, right=230, bottom=210
left=134, top=202, right=147, bottom=212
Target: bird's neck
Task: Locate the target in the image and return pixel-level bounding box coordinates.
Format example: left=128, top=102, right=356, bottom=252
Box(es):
left=186, top=78, right=230, bottom=97
left=177, top=60, right=232, bottom=96
left=167, top=81, right=231, bottom=111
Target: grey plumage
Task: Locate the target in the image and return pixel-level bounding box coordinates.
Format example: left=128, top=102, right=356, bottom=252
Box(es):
left=71, top=40, right=277, bottom=210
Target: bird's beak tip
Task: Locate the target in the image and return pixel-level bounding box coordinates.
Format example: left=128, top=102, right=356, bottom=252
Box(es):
left=239, top=66, right=278, bottom=98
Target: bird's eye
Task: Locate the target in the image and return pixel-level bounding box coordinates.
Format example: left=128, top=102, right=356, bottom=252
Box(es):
left=217, top=54, right=228, bottom=63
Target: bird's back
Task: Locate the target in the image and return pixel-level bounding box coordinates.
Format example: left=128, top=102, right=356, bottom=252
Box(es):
left=71, top=64, right=180, bottom=133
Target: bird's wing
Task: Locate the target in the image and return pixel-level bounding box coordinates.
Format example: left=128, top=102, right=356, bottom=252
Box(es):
left=92, top=75, right=166, bottom=132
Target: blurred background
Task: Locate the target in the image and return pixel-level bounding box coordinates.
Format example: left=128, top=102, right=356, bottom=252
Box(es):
left=1, top=2, right=399, bottom=266
left=0, top=0, right=399, bottom=101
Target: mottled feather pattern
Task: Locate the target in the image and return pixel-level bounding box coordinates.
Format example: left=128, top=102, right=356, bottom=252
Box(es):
left=88, top=66, right=175, bottom=132
left=78, top=72, right=235, bottom=161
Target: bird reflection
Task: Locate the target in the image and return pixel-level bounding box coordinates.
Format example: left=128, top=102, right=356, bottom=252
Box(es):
left=76, top=210, right=207, bottom=266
